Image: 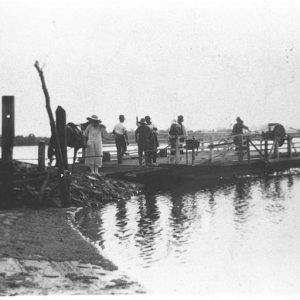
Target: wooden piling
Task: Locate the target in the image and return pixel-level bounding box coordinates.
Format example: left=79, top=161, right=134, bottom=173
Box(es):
left=38, top=140, right=46, bottom=171
left=56, top=106, right=70, bottom=207
left=56, top=106, right=68, bottom=169
left=1, top=96, right=15, bottom=161
left=1, top=96, right=15, bottom=208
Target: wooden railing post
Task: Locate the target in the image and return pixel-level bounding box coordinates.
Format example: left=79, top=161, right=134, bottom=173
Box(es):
left=38, top=140, right=46, bottom=172
left=201, top=141, right=204, bottom=152
left=185, top=146, right=188, bottom=165
left=264, top=140, right=268, bottom=160
left=175, top=137, right=180, bottom=164
left=192, top=148, right=195, bottom=165
left=1, top=96, right=15, bottom=208
left=238, top=135, right=243, bottom=162
left=246, top=136, right=250, bottom=163
left=274, top=138, right=279, bottom=160
left=287, top=136, right=292, bottom=157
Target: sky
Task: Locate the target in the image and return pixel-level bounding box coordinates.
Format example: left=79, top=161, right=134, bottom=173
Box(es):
left=1, top=0, right=300, bottom=136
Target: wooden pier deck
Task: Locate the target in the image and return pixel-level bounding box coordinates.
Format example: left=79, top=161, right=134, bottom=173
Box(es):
left=75, top=144, right=300, bottom=182
left=89, top=132, right=300, bottom=182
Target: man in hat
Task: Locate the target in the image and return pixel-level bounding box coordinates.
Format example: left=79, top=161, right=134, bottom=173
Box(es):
left=177, top=115, right=187, bottom=142
left=232, top=117, right=250, bottom=155
left=135, top=118, right=152, bottom=166
left=145, top=115, right=159, bottom=165
left=232, top=117, right=249, bottom=136
left=84, top=115, right=106, bottom=175
left=112, top=114, right=129, bottom=164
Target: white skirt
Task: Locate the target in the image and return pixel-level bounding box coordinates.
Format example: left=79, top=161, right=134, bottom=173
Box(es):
left=85, top=139, right=103, bottom=167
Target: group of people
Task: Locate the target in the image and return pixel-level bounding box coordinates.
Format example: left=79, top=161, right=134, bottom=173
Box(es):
left=83, top=113, right=163, bottom=175
left=83, top=113, right=249, bottom=175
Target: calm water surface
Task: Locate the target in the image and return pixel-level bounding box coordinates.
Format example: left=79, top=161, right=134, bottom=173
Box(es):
left=75, top=171, right=300, bottom=293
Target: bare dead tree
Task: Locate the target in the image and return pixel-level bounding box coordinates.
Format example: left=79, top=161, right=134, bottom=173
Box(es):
left=34, top=61, right=70, bottom=207
left=34, top=61, right=64, bottom=167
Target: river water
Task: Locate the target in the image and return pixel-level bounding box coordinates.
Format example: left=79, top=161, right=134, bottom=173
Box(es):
left=74, top=171, right=300, bottom=293
left=9, top=146, right=300, bottom=293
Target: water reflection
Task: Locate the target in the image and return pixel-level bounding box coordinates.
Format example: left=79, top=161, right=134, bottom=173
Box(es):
left=233, top=180, right=251, bottom=224
left=75, top=171, right=300, bottom=293
left=208, top=188, right=216, bottom=213
left=134, top=193, right=160, bottom=266
left=75, top=209, right=105, bottom=249
left=287, top=174, right=294, bottom=189
left=115, top=200, right=129, bottom=240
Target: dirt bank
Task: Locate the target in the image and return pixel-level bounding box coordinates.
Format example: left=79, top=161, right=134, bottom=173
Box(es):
left=0, top=208, right=145, bottom=295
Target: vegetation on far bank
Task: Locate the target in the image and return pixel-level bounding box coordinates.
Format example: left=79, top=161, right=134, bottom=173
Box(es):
left=0, top=129, right=234, bottom=146
left=0, top=134, right=50, bottom=146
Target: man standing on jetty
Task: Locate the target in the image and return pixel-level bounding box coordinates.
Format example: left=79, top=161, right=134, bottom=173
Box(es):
left=113, top=115, right=129, bottom=165
left=177, top=115, right=187, bottom=143
left=135, top=118, right=152, bottom=166
left=232, top=117, right=249, bottom=136
left=232, top=117, right=250, bottom=156
left=145, top=115, right=159, bottom=165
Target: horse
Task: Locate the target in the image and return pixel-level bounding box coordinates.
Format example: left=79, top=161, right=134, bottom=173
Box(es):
left=48, top=122, right=86, bottom=169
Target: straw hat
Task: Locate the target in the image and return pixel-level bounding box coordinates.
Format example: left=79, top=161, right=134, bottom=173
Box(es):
left=87, top=115, right=102, bottom=123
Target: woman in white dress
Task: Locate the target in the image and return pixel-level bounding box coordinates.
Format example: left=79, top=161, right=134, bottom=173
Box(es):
left=84, top=115, right=106, bottom=175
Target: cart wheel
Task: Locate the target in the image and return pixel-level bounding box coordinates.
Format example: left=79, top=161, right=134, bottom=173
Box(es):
left=273, top=124, right=286, bottom=147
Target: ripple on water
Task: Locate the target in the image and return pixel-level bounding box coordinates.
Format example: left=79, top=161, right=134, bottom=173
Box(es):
left=75, top=173, right=300, bottom=293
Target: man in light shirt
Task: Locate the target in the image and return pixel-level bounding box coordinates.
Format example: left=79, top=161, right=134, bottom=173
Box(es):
left=112, top=115, right=129, bottom=164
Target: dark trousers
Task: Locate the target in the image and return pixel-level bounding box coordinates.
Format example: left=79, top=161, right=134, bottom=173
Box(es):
left=138, top=144, right=149, bottom=166
left=147, top=149, right=157, bottom=164
left=115, top=135, right=126, bottom=164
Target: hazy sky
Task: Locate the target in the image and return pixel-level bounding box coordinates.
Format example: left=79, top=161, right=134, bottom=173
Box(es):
left=1, top=0, right=300, bottom=136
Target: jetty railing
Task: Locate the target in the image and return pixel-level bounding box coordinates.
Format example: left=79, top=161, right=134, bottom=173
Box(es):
left=164, top=132, right=300, bottom=165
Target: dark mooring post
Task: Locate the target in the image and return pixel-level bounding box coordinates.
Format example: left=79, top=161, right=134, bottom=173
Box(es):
left=56, top=106, right=68, bottom=170
left=38, top=140, right=46, bottom=172
left=1, top=96, right=15, bottom=208
left=55, top=106, right=70, bottom=207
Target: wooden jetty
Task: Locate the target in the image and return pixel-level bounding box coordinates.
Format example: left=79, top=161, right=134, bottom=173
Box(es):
left=97, top=127, right=300, bottom=183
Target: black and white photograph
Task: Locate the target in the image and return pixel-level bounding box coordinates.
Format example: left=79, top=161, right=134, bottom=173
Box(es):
left=0, top=0, right=300, bottom=298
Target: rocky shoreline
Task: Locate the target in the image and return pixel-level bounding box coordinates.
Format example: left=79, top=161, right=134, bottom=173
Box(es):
left=0, top=162, right=146, bottom=295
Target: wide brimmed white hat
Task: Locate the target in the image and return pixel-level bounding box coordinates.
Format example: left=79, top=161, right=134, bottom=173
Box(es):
left=87, top=115, right=102, bottom=122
